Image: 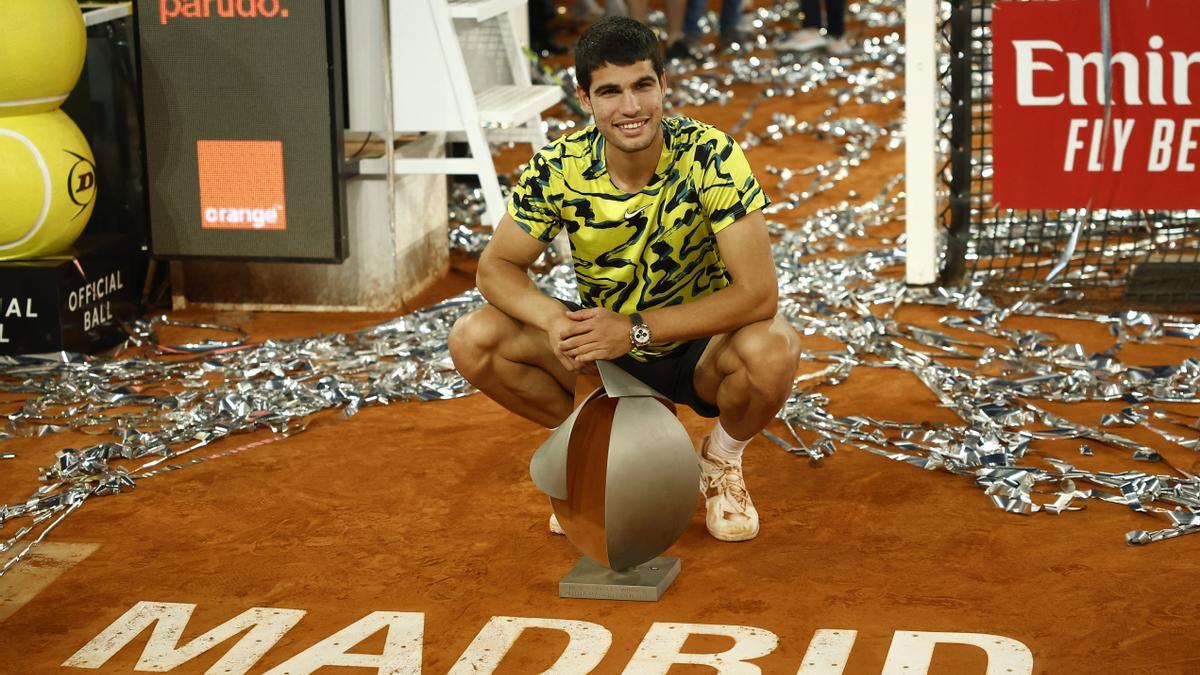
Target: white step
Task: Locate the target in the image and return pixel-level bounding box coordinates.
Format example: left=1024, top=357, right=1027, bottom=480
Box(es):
left=476, top=85, right=562, bottom=127
left=483, top=127, right=548, bottom=145
left=82, top=4, right=131, bottom=27
left=446, top=0, right=525, bottom=21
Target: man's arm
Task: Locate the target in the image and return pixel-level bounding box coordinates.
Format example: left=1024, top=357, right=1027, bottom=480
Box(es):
left=560, top=209, right=778, bottom=362
left=477, top=214, right=587, bottom=372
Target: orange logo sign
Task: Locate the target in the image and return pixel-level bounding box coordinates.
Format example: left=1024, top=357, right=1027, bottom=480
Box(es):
left=197, top=140, right=287, bottom=231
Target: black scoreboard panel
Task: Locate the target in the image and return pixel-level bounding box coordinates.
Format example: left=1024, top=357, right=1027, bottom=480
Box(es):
left=134, top=0, right=347, bottom=262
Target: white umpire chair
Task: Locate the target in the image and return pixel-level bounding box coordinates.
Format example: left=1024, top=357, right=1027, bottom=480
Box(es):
left=383, top=0, right=562, bottom=228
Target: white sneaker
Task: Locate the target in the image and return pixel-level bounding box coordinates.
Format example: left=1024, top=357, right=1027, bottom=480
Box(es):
left=697, top=435, right=760, bottom=541
left=826, top=36, right=853, bottom=56
left=737, top=11, right=763, bottom=33
left=775, top=28, right=826, bottom=52
left=549, top=512, right=565, bottom=535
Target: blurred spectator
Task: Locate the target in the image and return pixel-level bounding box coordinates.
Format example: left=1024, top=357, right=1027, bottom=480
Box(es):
left=574, top=0, right=627, bottom=22
left=627, top=0, right=696, bottom=61
left=530, top=0, right=568, bottom=54
left=683, top=0, right=748, bottom=53
left=776, top=0, right=851, bottom=55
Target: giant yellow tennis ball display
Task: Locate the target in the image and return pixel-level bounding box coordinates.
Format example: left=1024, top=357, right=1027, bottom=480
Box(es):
left=0, top=0, right=87, bottom=116
left=0, top=110, right=97, bottom=260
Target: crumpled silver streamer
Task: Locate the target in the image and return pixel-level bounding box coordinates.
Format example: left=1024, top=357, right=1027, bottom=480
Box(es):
left=849, top=0, right=906, bottom=28
left=767, top=210, right=1200, bottom=545
left=448, top=180, right=498, bottom=255
left=1, top=303, right=479, bottom=576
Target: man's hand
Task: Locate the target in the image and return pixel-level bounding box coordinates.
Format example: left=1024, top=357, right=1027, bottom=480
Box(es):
left=559, top=307, right=635, bottom=363
left=545, top=313, right=590, bottom=373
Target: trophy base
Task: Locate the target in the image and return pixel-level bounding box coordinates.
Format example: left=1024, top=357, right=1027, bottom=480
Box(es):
left=559, top=556, right=680, bottom=601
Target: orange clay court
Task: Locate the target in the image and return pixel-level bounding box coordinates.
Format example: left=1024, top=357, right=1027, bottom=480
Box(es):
left=2, top=1, right=1200, bottom=674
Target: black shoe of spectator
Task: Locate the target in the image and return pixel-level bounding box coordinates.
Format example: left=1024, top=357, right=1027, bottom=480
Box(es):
left=719, top=29, right=751, bottom=53
left=664, top=39, right=700, bottom=62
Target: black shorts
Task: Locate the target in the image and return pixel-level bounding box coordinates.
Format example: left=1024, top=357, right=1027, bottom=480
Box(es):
left=559, top=299, right=720, bottom=418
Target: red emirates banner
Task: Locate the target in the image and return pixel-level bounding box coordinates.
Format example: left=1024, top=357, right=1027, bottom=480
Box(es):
left=992, top=0, right=1200, bottom=210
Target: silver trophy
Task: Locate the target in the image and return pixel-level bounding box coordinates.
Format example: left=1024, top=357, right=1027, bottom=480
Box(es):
left=531, top=360, right=699, bottom=601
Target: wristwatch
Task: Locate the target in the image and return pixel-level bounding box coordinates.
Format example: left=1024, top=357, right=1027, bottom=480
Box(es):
left=629, top=313, right=652, bottom=348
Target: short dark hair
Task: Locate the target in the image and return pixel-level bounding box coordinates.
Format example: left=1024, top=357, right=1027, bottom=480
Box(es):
left=574, top=16, right=664, bottom=95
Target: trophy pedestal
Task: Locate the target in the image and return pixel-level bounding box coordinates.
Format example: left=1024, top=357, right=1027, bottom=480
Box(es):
left=559, top=556, right=680, bottom=601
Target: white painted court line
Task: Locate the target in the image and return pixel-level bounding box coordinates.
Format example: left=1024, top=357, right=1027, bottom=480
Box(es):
left=0, top=542, right=100, bottom=622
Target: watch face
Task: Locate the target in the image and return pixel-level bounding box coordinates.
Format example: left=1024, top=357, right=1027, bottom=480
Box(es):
left=632, top=325, right=651, bottom=345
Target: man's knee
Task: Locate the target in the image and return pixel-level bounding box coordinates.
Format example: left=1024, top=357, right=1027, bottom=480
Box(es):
left=732, top=319, right=801, bottom=399
left=449, top=306, right=506, bottom=373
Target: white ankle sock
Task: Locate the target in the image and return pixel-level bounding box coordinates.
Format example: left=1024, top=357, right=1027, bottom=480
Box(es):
left=707, top=421, right=750, bottom=461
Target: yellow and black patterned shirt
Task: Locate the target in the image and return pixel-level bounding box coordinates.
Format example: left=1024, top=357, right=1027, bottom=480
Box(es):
left=508, top=115, right=769, bottom=361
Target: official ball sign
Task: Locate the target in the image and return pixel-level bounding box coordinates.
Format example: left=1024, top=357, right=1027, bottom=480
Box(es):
left=992, top=0, right=1200, bottom=210
left=0, top=248, right=135, bottom=356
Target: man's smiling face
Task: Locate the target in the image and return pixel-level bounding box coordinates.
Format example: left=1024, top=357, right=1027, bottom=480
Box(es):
left=578, top=59, right=667, bottom=155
